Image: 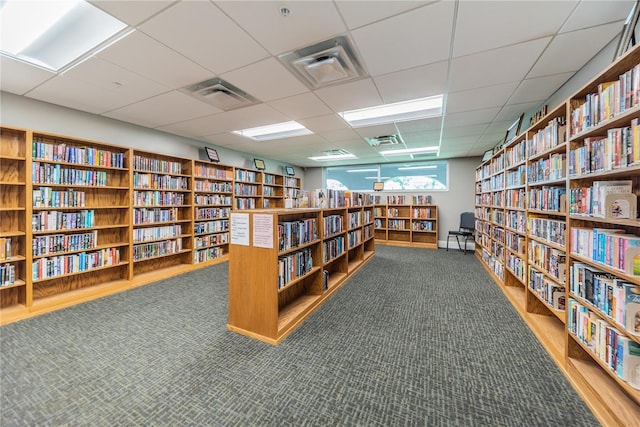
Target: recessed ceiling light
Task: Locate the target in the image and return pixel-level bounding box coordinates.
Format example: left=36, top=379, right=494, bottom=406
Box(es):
left=379, top=146, right=439, bottom=156
left=338, top=95, right=443, bottom=127
left=345, top=168, right=378, bottom=173
left=308, top=153, right=357, bottom=161
left=0, top=0, right=130, bottom=72
left=397, top=165, right=438, bottom=170
left=232, top=121, right=313, bottom=141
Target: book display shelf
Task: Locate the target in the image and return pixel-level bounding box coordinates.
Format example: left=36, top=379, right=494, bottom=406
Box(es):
left=0, top=128, right=304, bottom=324
left=228, top=201, right=374, bottom=345
left=192, top=160, right=233, bottom=265
left=373, top=195, right=438, bottom=249
left=474, top=44, right=640, bottom=424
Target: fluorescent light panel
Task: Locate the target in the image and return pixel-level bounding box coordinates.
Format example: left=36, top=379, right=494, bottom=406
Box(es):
left=346, top=168, right=377, bottom=173
left=380, top=146, right=439, bottom=156
left=0, top=0, right=129, bottom=71
left=397, top=165, right=437, bottom=170
left=308, top=153, right=357, bottom=161
left=339, top=95, right=443, bottom=127
left=232, top=121, right=312, bottom=141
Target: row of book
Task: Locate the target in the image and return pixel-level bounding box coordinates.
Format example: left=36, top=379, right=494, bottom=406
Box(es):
left=505, top=165, right=526, bottom=188
left=527, top=152, right=566, bottom=184
left=234, top=183, right=258, bottom=196
left=32, top=230, right=98, bottom=257
left=194, top=232, right=228, bottom=249
left=568, top=298, right=640, bottom=390
left=569, top=121, right=639, bottom=176
left=133, top=239, right=183, bottom=261
left=32, top=210, right=95, bottom=232
left=348, top=211, right=363, bottom=229
left=364, top=224, right=373, bottom=241
left=570, top=261, right=640, bottom=335
left=194, top=181, right=232, bottom=193
left=388, top=219, right=406, bottom=230
left=569, top=227, right=640, bottom=275
left=195, top=207, right=230, bottom=220
left=0, top=263, right=16, bottom=286
left=283, top=177, right=299, bottom=188
left=529, top=217, right=566, bottom=247
left=412, top=208, right=434, bottom=219
left=133, top=225, right=182, bottom=243
left=492, top=226, right=505, bottom=243
left=528, top=240, right=567, bottom=283
left=193, top=165, right=231, bottom=180
left=506, top=252, right=526, bottom=282
left=133, top=191, right=185, bottom=207
left=33, top=163, right=108, bottom=186
left=322, top=236, right=344, bottom=263
left=570, top=62, right=640, bottom=136
left=306, top=189, right=347, bottom=209
left=492, top=209, right=505, bottom=226
left=412, top=220, right=434, bottom=231
left=348, top=229, right=362, bottom=248
left=323, top=215, right=343, bottom=237
left=528, top=186, right=566, bottom=212
left=133, top=172, right=189, bottom=190
left=278, top=219, right=318, bottom=252
left=133, top=155, right=182, bottom=174
left=568, top=180, right=636, bottom=219
left=492, top=192, right=503, bottom=207
left=505, top=139, right=526, bottom=168
left=234, top=198, right=257, bottom=209
left=263, top=174, right=278, bottom=185
left=506, top=231, right=525, bottom=254
left=194, top=246, right=225, bottom=263
left=235, top=169, right=257, bottom=182
left=194, top=220, right=229, bottom=235
left=263, top=186, right=282, bottom=197
left=32, top=247, right=121, bottom=280
left=33, top=188, right=86, bottom=208
left=505, top=210, right=526, bottom=233
left=526, top=116, right=567, bottom=157
left=133, top=207, right=179, bottom=225
left=0, top=238, right=12, bottom=260
left=529, top=267, right=566, bottom=310
left=194, top=194, right=232, bottom=206
left=277, top=247, right=313, bottom=289
left=33, top=141, right=125, bottom=168
left=490, top=172, right=504, bottom=191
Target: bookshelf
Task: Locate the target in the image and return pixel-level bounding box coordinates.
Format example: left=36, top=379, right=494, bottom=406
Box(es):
left=132, top=150, right=193, bottom=278
left=31, top=132, right=131, bottom=311
left=0, top=126, right=30, bottom=320
left=228, top=207, right=375, bottom=344
left=262, top=172, right=284, bottom=209
left=233, top=167, right=262, bottom=209
left=283, top=175, right=301, bottom=207
left=373, top=195, right=439, bottom=249
left=475, top=44, right=640, bottom=425
left=193, top=160, right=233, bottom=265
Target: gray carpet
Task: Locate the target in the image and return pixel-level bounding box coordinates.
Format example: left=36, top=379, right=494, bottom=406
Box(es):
left=1, top=245, right=599, bottom=426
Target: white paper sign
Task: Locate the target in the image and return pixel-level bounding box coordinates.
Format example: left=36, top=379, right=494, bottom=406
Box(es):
left=230, top=213, right=249, bottom=246
left=253, top=214, right=273, bottom=249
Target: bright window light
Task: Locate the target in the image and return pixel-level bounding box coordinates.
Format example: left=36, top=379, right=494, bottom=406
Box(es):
left=308, top=153, right=357, bottom=161
left=365, top=176, right=390, bottom=180
left=397, top=165, right=437, bottom=170
left=232, top=121, right=313, bottom=141
left=0, top=0, right=129, bottom=71
left=338, top=95, right=443, bottom=127
left=379, top=146, right=439, bottom=156
left=345, top=168, right=377, bottom=173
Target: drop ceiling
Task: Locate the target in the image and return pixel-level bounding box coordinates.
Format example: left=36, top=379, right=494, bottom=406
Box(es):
left=0, top=0, right=634, bottom=167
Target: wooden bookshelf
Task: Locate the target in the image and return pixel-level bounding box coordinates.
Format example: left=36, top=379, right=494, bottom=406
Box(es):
left=373, top=196, right=438, bottom=249
left=233, top=167, right=262, bottom=209
left=192, top=160, right=233, bottom=266
left=475, top=43, right=640, bottom=426
left=228, top=207, right=374, bottom=345
left=262, top=171, right=284, bottom=209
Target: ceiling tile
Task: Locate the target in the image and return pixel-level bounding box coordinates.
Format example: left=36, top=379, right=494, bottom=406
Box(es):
left=453, top=0, right=576, bottom=57
left=0, top=56, right=55, bottom=95
left=103, top=91, right=222, bottom=128
left=215, top=1, right=346, bottom=55
left=509, top=72, right=574, bottom=104
left=90, top=0, right=176, bottom=26
left=448, top=37, right=552, bottom=93
left=335, top=1, right=435, bottom=29
left=268, top=93, right=333, bottom=119
left=444, top=108, right=501, bottom=128
left=495, top=101, right=543, bottom=123
left=374, top=60, right=448, bottom=103
left=96, top=31, right=212, bottom=89
left=64, top=57, right=168, bottom=101
left=351, top=1, right=455, bottom=76
left=447, top=82, right=520, bottom=114
left=299, top=115, right=351, bottom=133
left=221, top=58, right=309, bottom=102
left=561, top=1, right=631, bottom=33
left=314, top=78, right=381, bottom=112
left=138, top=1, right=269, bottom=74
left=528, top=22, right=624, bottom=77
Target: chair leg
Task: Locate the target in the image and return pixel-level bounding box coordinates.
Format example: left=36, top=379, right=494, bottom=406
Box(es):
left=446, top=235, right=449, bottom=251
left=456, top=235, right=462, bottom=251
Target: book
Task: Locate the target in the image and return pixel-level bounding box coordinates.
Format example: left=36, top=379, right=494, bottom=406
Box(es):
left=591, top=180, right=632, bottom=218
left=625, top=285, right=640, bottom=336
left=617, top=336, right=640, bottom=390
left=604, top=193, right=637, bottom=219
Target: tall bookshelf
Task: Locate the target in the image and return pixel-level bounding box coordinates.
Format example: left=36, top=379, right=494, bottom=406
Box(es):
left=262, top=171, right=284, bottom=209
left=283, top=175, right=301, bottom=206
left=132, top=150, right=193, bottom=278
left=192, top=160, right=233, bottom=265
left=233, top=167, right=262, bottom=209
left=228, top=207, right=374, bottom=345
left=475, top=44, right=640, bottom=425
left=0, top=126, right=30, bottom=320
left=31, top=132, right=131, bottom=310
left=373, top=201, right=387, bottom=241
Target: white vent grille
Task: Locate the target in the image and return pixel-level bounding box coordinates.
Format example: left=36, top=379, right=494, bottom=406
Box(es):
left=366, top=135, right=401, bottom=147
left=278, top=36, right=366, bottom=89
left=179, top=78, right=258, bottom=111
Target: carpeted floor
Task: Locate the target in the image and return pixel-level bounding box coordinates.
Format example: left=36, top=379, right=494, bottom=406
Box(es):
left=0, top=245, right=599, bottom=426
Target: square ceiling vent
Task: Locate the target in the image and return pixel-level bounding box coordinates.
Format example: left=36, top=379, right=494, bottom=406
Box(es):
left=366, top=135, right=402, bottom=147
left=278, top=35, right=367, bottom=89
left=179, top=78, right=258, bottom=111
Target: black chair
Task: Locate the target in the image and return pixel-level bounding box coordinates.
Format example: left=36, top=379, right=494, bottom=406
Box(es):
left=446, top=212, right=475, bottom=254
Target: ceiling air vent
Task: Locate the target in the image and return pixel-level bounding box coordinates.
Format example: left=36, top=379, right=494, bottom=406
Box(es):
left=278, top=35, right=366, bottom=89
left=179, top=78, right=258, bottom=111
left=366, top=135, right=402, bottom=147
left=410, top=152, right=438, bottom=159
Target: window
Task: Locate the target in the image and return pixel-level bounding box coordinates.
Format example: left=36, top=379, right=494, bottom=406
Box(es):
left=325, top=161, right=448, bottom=191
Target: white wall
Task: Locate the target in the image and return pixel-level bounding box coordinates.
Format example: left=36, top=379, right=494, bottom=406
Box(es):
left=303, top=156, right=480, bottom=248
left=0, top=91, right=303, bottom=176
